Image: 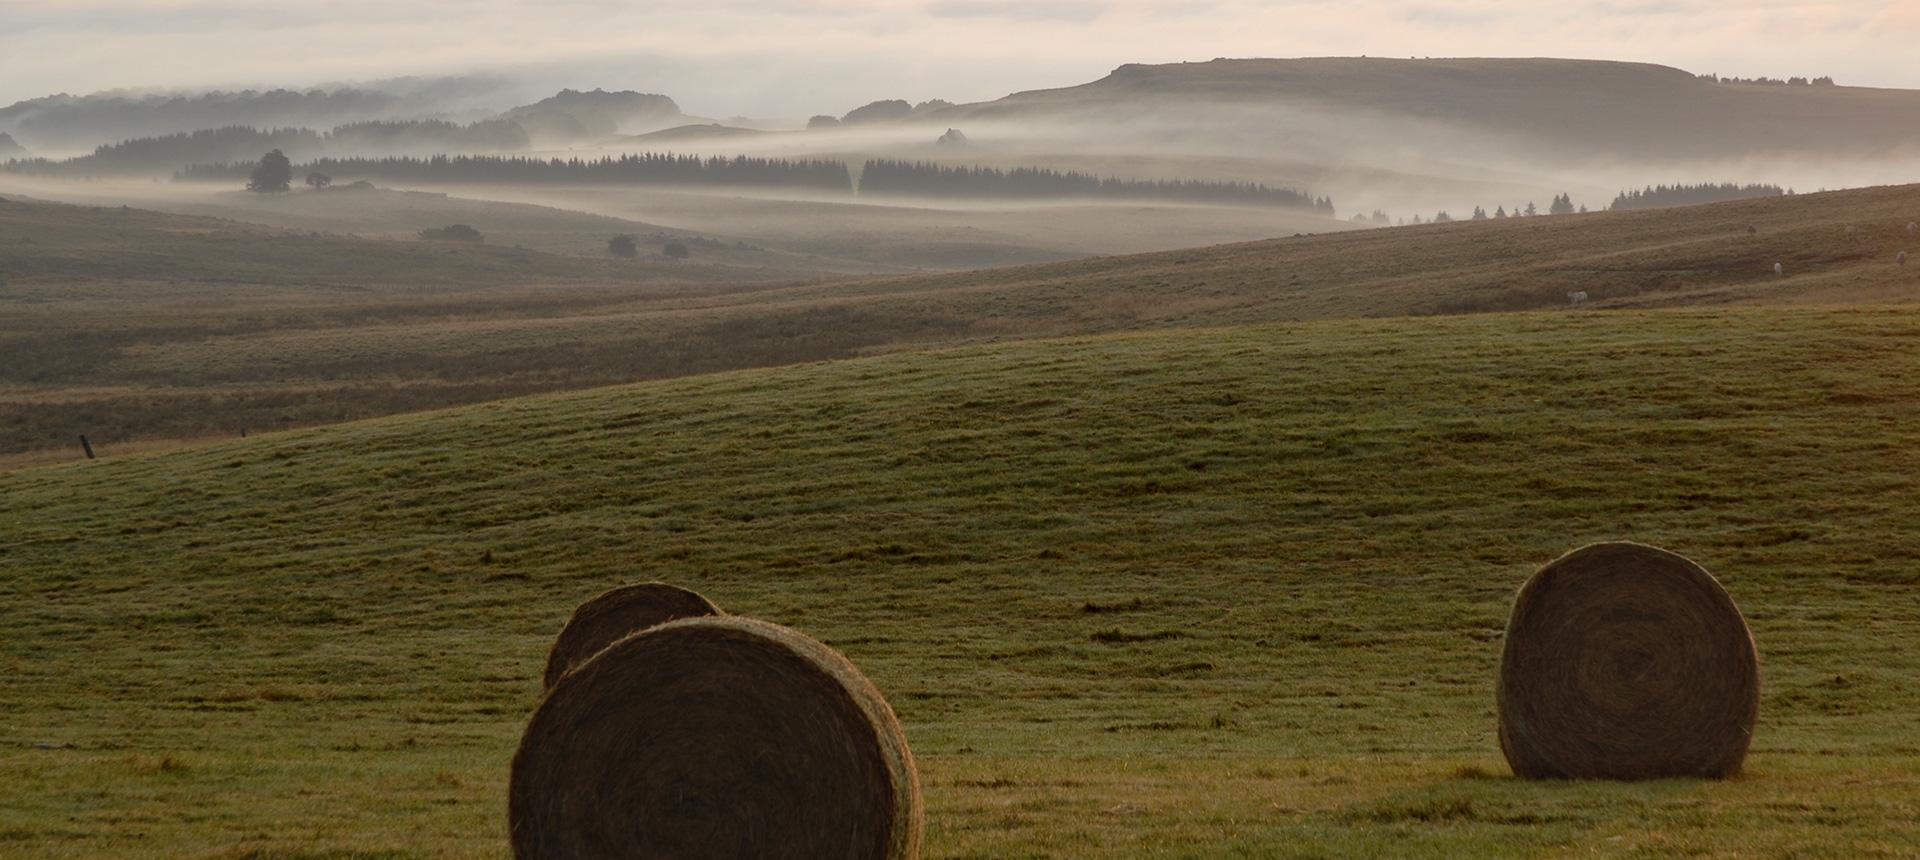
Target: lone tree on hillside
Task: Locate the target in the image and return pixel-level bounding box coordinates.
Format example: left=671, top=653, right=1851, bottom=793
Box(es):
left=607, top=234, right=638, bottom=258
left=247, top=149, right=293, bottom=193
left=1549, top=193, right=1576, bottom=215
left=662, top=240, right=690, bottom=261
left=305, top=172, right=332, bottom=190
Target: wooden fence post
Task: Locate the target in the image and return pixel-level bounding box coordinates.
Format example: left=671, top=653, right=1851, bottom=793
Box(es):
left=79, top=435, right=95, bottom=460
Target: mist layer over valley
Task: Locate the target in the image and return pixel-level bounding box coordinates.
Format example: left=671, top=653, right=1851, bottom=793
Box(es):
left=9, top=57, right=1919, bottom=260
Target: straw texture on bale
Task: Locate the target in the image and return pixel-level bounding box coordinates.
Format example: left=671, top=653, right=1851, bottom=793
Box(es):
left=541, top=583, right=721, bottom=689
left=511, top=616, right=923, bottom=860
left=1498, top=541, right=1760, bottom=780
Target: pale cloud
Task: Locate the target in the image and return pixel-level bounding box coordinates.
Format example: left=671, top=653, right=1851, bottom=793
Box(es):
left=2, top=0, right=1917, bottom=115
left=928, top=0, right=1106, bottom=22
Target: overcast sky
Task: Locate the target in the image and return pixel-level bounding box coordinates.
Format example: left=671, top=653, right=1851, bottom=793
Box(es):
left=4, top=0, right=1918, bottom=115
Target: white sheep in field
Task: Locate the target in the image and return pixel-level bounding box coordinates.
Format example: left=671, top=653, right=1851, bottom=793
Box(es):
left=1901, top=250, right=1911, bottom=266
left=1568, top=290, right=1589, bottom=305
left=1909, top=222, right=1919, bottom=236
left=1774, top=262, right=1785, bottom=277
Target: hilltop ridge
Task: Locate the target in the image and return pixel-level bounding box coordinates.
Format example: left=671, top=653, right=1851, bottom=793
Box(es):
left=938, top=56, right=1920, bottom=160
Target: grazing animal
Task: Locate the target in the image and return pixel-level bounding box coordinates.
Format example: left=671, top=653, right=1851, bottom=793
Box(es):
left=1567, top=291, right=1589, bottom=305
left=1901, top=250, right=1910, bottom=266
left=1774, top=262, right=1784, bottom=277
left=1909, top=222, right=1919, bottom=236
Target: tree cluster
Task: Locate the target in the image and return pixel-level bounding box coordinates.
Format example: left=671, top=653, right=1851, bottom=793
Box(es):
left=857, top=160, right=1334, bottom=213
left=1419, top=193, right=1585, bottom=225
left=1697, top=74, right=1836, bottom=87
left=0, top=85, right=418, bottom=152
left=180, top=152, right=856, bottom=191
left=1609, top=183, right=1786, bottom=211
left=419, top=224, right=484, bottom=242
left=1, top=120, right=530, bottom=177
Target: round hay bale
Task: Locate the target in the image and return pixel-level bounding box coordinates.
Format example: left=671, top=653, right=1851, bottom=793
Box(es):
left=542, top=583, right=722, bottom=690
left=510, top=616, right=923, bottom=859
left=1497, top=542, right=1759, bottom=780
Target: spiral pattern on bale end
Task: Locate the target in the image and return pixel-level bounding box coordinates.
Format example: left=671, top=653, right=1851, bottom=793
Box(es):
left=510, top=616, right=923, bottom=860
left=541, top=583, right=722, bottom=690
left=1497, top=541, right=1760, bottom=780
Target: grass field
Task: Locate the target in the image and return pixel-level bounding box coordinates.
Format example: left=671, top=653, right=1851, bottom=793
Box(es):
left=0, top=193, right=843, bottom=455
left=3, top=306, right=1917, bottom=857
left=0, top=176, right=901, bottom=273
left=440, top=183, right=1358, bottom=269
left=6, top=183, right=1919, bottom=460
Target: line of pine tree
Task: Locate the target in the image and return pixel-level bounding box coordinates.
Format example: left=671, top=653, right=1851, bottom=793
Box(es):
left=3, top=121, right=531, bottom=176
left=1610, top=183, right=1785, bottom=211
left=175, top=153, right=857, bottom=191
left=857, top=160, right=1333, bottom=214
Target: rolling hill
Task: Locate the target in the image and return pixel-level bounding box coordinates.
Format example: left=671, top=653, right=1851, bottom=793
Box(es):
left=5, top=183, right=1918, bottom=460
left=0, top=78, right=510, bottom=156
left=936, top=57, right=1920, bottom=161
left=620, top=123, right=771, bottom=144
left=0, top=192, right=847, bottom=459
left=2, top=306, right=1916, bottom=857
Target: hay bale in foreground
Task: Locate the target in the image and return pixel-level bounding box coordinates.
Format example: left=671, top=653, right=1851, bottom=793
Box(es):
left=541, top=583, right=722, bottom=689
left=1498, top=541, right=1759, bottom=780
left=510, top=616, right=923, bottom=859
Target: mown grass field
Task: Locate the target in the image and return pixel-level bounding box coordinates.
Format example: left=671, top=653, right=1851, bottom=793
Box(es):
left=3, top=307, right=1917, bottom=857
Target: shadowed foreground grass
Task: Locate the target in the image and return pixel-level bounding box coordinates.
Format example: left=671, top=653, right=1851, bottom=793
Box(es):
left=2, top=307, right=1917, bottom=857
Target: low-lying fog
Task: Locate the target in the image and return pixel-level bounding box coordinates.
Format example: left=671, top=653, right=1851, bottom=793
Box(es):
left=551, top=102, right=1920, bottom=228
left=10, top=70, right=1920, bottom=274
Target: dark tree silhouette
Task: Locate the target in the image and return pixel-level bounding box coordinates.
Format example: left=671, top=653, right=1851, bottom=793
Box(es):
left=1609, top=183, right=1784, bottom=211
left=607, top=234, right=638, bottom=258
left=857, top=160, right=1333, bottom=213
left=419, top=224, right=483, bottom=242
left=1549, top=193, right=1575, bottom=215
left=305, top=172, right=332, bottom=190
left=246, top=149, right=292, bottom=193
left=662, top=240, right=690, bottom=260
left=184, top=152, right=854, bottom=192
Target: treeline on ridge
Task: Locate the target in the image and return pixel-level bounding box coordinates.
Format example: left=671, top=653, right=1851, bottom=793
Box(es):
left=1696, top=74, right=1836, bottom=87
left=172, top=152, right=1336, bottom=210
left=1609, top=184, right=1786, bottom=211
left=0, top=86, right=436, bottom=152
left=1, top=121, right=531, bottom=176
left=857, top=160, right=1334, bottom=213
left=177, top=153, right=857, bottom=191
